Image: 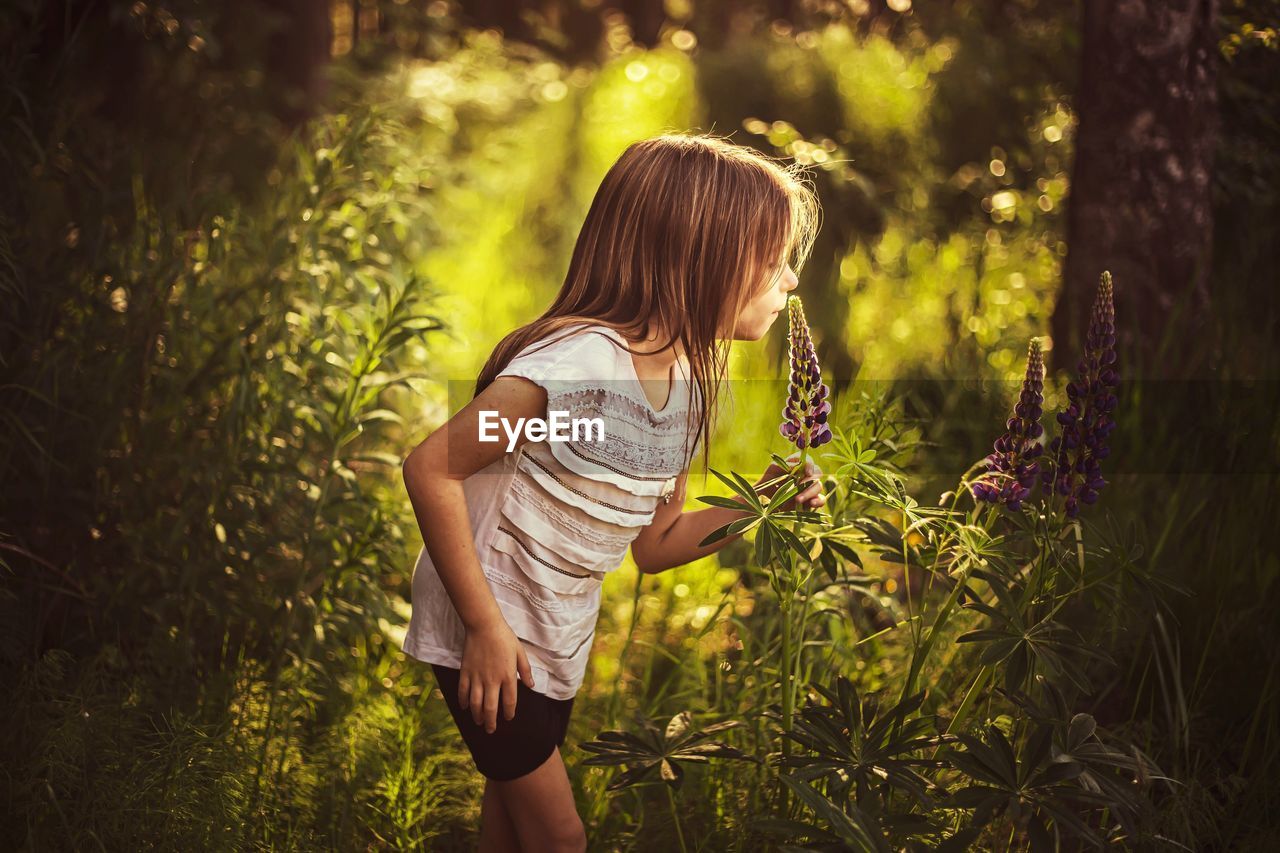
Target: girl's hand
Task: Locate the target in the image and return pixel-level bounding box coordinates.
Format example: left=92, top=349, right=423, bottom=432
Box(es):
left=755, top=452, right=827, bottom=510
left=458, top=619, right=535, bottom=734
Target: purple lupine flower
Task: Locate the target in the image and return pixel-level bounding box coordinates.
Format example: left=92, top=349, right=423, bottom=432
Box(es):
left=780, top=295, right=833, bottom=450
left=1039, top=271, right=1119, bottom=519
left=971, top=339, right=1045, bottom=512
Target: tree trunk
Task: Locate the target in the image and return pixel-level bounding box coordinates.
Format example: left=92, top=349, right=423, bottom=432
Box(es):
left=1055, top=0, right=1218, bottom=380
left=260, top=0, right=333, bottom=129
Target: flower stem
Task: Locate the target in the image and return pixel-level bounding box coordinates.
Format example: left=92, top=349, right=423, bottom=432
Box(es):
left=779, top=591, right=793, bottom=744
left=667, top=784, right=688, bottom=853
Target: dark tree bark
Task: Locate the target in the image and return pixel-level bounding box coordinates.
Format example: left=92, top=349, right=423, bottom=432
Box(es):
left=455, top=0, right=535, bottom=41
left=261, top=0, right=333, bottom=129
left=613, top=0, right=667, bottom=48
left=1055, top=0, right=1218, bottom=380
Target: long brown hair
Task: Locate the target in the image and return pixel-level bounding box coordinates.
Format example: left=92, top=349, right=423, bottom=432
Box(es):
left=474, top=132, right=821, bottom=471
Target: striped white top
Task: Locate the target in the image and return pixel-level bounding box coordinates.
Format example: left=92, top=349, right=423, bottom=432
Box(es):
left=402, top=324, right=699, bottom=699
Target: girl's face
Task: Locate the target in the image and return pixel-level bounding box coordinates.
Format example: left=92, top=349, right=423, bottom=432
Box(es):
left=726, top=261, right=800, bottom=341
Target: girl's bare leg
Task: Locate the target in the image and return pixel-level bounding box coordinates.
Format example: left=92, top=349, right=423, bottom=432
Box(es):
left=492, top=747, right=586, bottom=853
left=479, top=776, right=521, bottom=852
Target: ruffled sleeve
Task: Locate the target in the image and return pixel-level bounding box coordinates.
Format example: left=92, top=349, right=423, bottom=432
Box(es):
left=496, top=326, right=603, bottom=401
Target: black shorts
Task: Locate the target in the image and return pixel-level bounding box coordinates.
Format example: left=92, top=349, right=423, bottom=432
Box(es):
left=430, top=663, right=576, bottom=781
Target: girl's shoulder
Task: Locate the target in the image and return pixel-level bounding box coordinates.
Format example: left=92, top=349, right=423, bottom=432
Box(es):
left=499, top=322, right=627, bottom=386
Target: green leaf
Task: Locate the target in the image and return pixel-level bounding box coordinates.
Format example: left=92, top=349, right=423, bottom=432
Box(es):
left=755, top=525, right=773, bottom=566
left=698, top=515, right=760, bottom=547
left=766, top=477, right=800, bottom=512
left=709, top=467, right=761, bottom=508
left=774, top=524, right=812, bottom=563
left=665, top=711, right=691, bottom=741
left=357, top=407, right=404, bottom=426
left=696, top=494, right=751, bottom=510
left=605, top=762, right=660, bottom=791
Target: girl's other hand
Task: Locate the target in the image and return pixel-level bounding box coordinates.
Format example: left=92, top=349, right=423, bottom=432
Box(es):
left=755, top=452, right=827, bottom=510
left=458, top=619, right=535, bottom=733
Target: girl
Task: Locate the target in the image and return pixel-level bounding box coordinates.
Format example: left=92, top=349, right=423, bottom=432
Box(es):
left=401, top=133, right=826, bottom=852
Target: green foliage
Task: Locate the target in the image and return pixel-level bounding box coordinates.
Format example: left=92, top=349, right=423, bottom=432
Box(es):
left=779, top=678, right=945, bottom=813
left=580, top=710, right=755, bottom=791
left=587, top=371, right=1172, bottom=848
left=955, top=566, right=1106, bottom=695
left=2, top=1, right=1275, bottom=849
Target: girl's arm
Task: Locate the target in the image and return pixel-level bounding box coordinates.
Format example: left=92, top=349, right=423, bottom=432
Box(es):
left=401, top=376, right=545, bottom=734
left=629, top=457, right=826, bottom=574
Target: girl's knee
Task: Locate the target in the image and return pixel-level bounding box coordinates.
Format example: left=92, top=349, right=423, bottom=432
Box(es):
left=508, top=799, right=586, bottom=851
left=530, top=816, right=586, bottom=852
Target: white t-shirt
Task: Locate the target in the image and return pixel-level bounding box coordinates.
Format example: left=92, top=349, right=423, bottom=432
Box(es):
left=402, top=323, right=700, bottom=699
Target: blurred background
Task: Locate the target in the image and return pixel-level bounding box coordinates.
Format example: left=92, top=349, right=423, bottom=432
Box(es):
left=1, top=0, right=1277, bottom=848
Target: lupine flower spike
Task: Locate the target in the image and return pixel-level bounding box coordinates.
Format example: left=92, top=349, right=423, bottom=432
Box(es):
left=1039, top=271, right=1119, bottom=519
left=779, top=295, right=833, bottom=451
left=971, top=338, right=1045, bottom=512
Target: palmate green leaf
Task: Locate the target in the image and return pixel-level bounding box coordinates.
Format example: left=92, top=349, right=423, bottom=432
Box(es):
left=772, top=522, right=812, bottom=564
left=1020, top=724, right=1054, bottom=785
left=955, top=629, right=1011, bottom=644
left=708, top=467, right=763, bottom=510
left=977, top=639, right=1020, bottom=665
left=1004, top=643, right=1031, bottom=692
left=676, top=718, right=744, bottom=741
left=948, top=743, right=1010, bottom=787
left=986, top=725, right=1019, bottom=784
left=1036, top=799, right=1107, bottom=848
left=781, top=762, right=835, bottom=785
left=880, top=811, right=939, bottom=836
left=730, top=469, right=764, bottom=500
left=665, top=711, right=691, bottom=741
left=755, top=472, right=793, bottom=496
left=578, top=737, right=649, bottom=762
left=948, top=784, right=1003, bottom=810
left=578, top=730, right=654, bottom=765
left=1028, top=760, right=1085, bottom=788
left=816, top=546, right=838, bottom=581
left=853, top=516, right=904, bottom=553
left=579, top=711, right=753, bottom=791
left=696, top=494, right=752, bottom=511
left=767, top=477, right=801, bottom=512
left=1027, top=814, right=1053, bottom=853
left=824, top=537, right=864, bottom=569
left=972, top=566, right=1023, bottom=615
left=605, top=762, right=661, bottom=791
left=750, top=816, right=841, bottom=842
left=963, top=600, right=1014, bottom=626
left=698, top=514, right=760, bottom=547
left=943, top=718, right=1130, bottom=850
left=780, top=775, right=892, bottom=853
left=784, top=677, right=944, bottom=811
left=935, top=827, right=984, bottom=852
left=755, top=523, right=773, bottom=566
left=1067, top=713, right=1097, bottom=749
left=670, top=742, right=750, bottom=761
